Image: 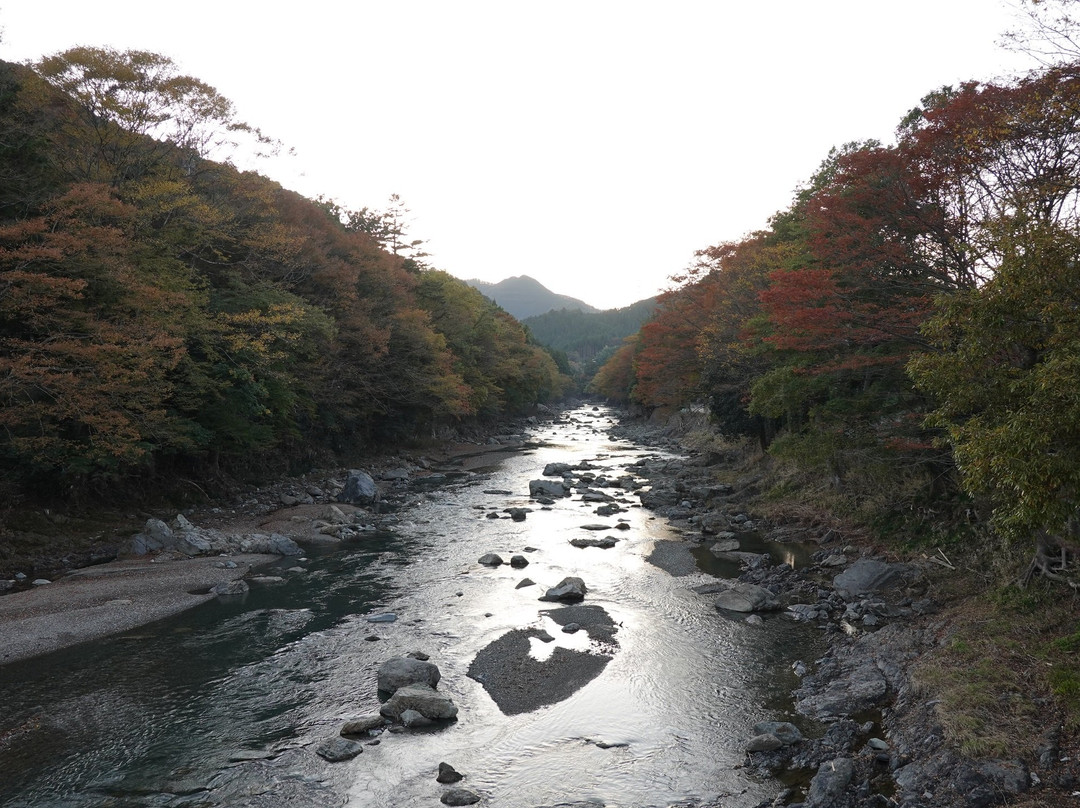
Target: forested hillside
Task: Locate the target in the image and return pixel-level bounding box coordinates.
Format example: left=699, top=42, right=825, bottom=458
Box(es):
left=0, top=50, right=568, bottom=500
left=522, top=297, right=656, bottom=379
left=592, top=53, right=1080, bottom=567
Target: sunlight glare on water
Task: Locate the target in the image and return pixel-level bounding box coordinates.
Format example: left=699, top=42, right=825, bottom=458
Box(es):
left=0, top=406, right=822, bottom=808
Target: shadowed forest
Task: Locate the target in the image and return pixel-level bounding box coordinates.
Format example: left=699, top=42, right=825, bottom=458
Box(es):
left=0, top=50, right=569, bottom=502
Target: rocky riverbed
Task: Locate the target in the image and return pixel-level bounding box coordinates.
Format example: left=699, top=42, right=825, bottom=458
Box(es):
left=0, top=405, right=1074, bottom=807
left=609, top=417, right=1080, bottom=808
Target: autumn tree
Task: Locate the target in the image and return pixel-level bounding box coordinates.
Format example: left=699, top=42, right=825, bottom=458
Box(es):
left=588, top=336, right=639, bottom=402
left=415, top=270, right=567, bottom=416
left=907, top=62, right=1080, bottom=569
left=0, top=183, right=195, bottom=484
left=32, top=47, right=273, bottom=185
left=340, top=194, right=430, bottom=271
left=693, top=229, right=804, bottom=445
left=1002, top=0, right=1080, bottom=64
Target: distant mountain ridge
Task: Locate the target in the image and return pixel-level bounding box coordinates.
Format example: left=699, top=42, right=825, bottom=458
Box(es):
left=463, top=275, right=599, bottom=320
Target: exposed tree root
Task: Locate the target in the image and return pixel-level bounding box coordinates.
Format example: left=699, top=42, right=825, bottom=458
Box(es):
left=1019, top=531, right=1080, bottom=589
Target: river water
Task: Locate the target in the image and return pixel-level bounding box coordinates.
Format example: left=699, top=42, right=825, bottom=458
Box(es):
left=0, top=406, right=822, bottom=808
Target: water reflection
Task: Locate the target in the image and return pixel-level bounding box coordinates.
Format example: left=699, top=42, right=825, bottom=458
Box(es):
left=0, top=407, right=823, bottom=808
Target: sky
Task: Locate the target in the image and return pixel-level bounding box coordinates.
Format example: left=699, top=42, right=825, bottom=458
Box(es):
left=0, top=1, right=1039, bottom=310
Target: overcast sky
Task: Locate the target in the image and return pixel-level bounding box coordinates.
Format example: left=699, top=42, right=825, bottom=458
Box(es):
left=1, top=2, right=1038, bottom=309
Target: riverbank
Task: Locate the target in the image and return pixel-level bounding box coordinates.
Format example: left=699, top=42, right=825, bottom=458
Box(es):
left=1, top=404, right=795, bottom=807
left=0, top=412, right=554, bottom=584
left=0, top=413, right=551, bottom=667
left=3, top=405, right=1077, bottom=807
left=0, top=554, right=277, bottom=665
left=613, top=413, right=1080, bottom=808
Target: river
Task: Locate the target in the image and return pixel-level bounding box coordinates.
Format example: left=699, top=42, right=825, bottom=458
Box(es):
left=0, top=406, right=822, bottom=808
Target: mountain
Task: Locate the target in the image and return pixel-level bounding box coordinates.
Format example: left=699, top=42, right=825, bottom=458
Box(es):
left=463, top=275, right=599, bottom=320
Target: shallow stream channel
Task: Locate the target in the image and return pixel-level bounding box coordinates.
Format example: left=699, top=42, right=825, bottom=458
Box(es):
left=0, top=406, right=824, bottom=808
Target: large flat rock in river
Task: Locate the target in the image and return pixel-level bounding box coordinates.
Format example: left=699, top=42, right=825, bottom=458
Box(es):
left=467, top=606, right=619, bottom=715
left=0, top=555, right=274, bottom=666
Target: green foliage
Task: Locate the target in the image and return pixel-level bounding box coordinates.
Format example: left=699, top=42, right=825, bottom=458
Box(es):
left=523, top=298, right=656, bottom=382
left=910, top=224, right=1080, bottom=540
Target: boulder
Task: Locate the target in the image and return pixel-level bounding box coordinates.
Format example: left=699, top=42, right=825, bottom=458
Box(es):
left=129, top=518, right=175, bottom=555
left=506, top=508, right=528, bottom=522
left=478, top=553, right=504, bottom=567
left=247, top=575, right=285, bottom=586
left=539, top=576, right=587, bottom=603
left=753, top=721, right=803, bottom=745
left=954, top=759, right=1029, bottom=807
left=236, top=533, right=302, bottom=556
left=441, top=789, right=481, bottom=806
left=400, top=709, right=434, bottom=727
left=267, top=533, right=303, bottom=556
left=569, top=536, right=618, bottom=549
left=338, top=469, right=379, bottom=506
left=580, top=491, right=614, bottom=503
left=437, top=762, right=464, bottom=783
left=175, top=530, right=214, bottom=556
left=316, top=737, right=364, bottom=762
left=380, top=683, right=458, bottom=721
left=323, top=505, right=351, bottom=525
left=529, top=479, right=568, bottom=498
left=833, top=559, right=920, bottom=600
left=377, top=657, right=441, bottom=694
left=745, top=733, right=783, bottom=752
left=543, top=462, right=573, bottom=476
left=709, top=538, right=741, bottom=554
left=171, top=513, right=196, bottom=531
left=211, top=579, right=248, bottom=598
left=713, top=582, right=779, bottom=613
left=699, top=513, right=731, bottom=535
left=340, top=713, right=385, bottom=735
left=144, top=518, right=174, bottom=545
left=509, top=555, right=529, bottom=568
left=806, top=758, right=854, bottom=808
left=797, top=661, right=887, bottom=719
left=712, top=550, right=769, bottom=567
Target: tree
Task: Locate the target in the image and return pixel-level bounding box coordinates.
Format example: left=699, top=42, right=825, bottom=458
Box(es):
left=0, top=183, right=194, bottom=482
left=588, top=336, right=639, bottom=402
left=32, top=47, right=274, bottom=184
left=696, top=230, right=801, bottom=443
left=909, top=224, right=1080, bottom=550
left=342, top=193, right=430, bottom=270
left=1002, top=0, right=1080, bottom=64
